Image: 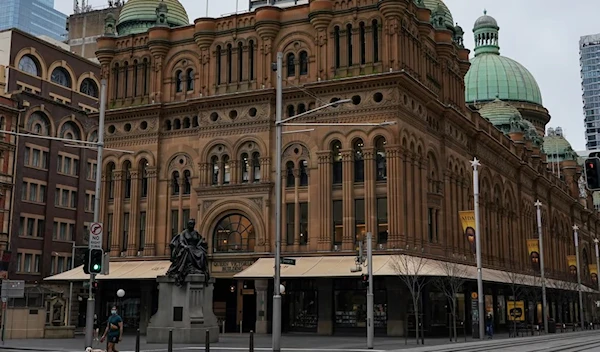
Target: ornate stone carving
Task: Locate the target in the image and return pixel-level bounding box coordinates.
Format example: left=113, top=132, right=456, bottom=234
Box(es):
left=250, top=197, right=263, bottom=209
left=168, top=153, right=193, bottom=171
left=203, top=200, right=215, bottom=210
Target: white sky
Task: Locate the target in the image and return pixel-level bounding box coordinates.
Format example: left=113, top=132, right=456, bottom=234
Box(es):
left=54, top=0, right=600, bottom=151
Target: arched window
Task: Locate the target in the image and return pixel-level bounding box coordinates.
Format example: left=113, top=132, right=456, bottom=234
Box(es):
left=286, top=161, right=295, bottom=187
left=241, top=153, right=249, bottom=183
left=113, top=63, right=120, bottom=98
left=375, top=136, right=387, bottom=180
left=211, top=156, right=219, bottom=185
left=18, top=55, right=40, bottom=76
left=227, top=44, right=233, bottom=84
left=249, top=40, right=255, bottom=81
left=183, top=117, right=190, bottom=129
left=133, top=59, right=139, bottom=96
left=353, top=138, right=364, bottom=182
left=287, top=105, right=295, bottom=118
left=192, top=116, right=199, bottom=127
left=238, top=42, right=244, bottom=82
left=80, top=78, right=98, bottom=98
left=216, top=45, right=222, bottom=85
left=173, top=119, right=181, bottom=130
left=106, top=162, right=115, bottom=199
left=171, top=171, right=180, bottom=195
left=299, top=51, right=308, bottom=76
left=372, top=20, right=379, bottom=62
left=123, top=161, right=132, bottom=199
left=346, top=24, right=353, bottom=67
left=143, top=58, right=149, bottom=95
left=51, top=67, right=72, bottom=88
left=123, top=61, right=129, bottom=96
left=183, top=170, right=191, bottom=194
left=59, top=121, right=81, bottom=140
left=287, top=53, right=295, bottom=77
left=298, top=103, right=306, bottom=114
left=175, top=70, right=183, bottom=93
left=359, top=22, right=366, bottom=65
left=334, top=26, right=341, bottom=69
left=223, top=155, right=231, bottom=184
left=186, top=68, right=194, bottom=91
left=165, top=120, right=172, bottom=131
left=213, top=214, right=255, bottom=252
left=252, top=152, right=261, bottom=182
left=27, top=112, right=50, bottom=136
left=139, top=159, right=148, bottom=198
left=299, top=159, right=308, bottom=186
left=331, top=140, right=342, bottom=184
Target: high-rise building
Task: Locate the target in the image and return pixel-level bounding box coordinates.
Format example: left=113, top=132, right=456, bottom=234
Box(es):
left=0, top=0, right=67, bottom=42
left=67, top=5, right=123, bottom=62
left=581, top=33, right=600, bottom=150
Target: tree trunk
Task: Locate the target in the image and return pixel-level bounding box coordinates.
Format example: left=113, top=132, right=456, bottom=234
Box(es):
left=452, top=306, right=457, bottom=342
left=414, top=297, right=420, bottom=344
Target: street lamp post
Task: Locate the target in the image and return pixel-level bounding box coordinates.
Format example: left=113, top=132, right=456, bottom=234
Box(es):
left=534, top=200, right=548, bottom=333
left=67, top=243, right=89, bottom=327
left=271, top=52, right=395, bottom=351
left=594, top=238, right=600, bottom=293
left=573, top=225, right=585, bottom=330
left=470, top=157, right=484, bottom=339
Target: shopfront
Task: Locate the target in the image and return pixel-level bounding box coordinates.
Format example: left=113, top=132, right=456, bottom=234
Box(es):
left=333, top=278, right=387, bottom=335
left=282, top=279, right=318, bottom=332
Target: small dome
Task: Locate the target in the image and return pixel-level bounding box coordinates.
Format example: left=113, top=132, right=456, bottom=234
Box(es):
left=474, top=10, right=498, bottom=29
left=422, top=0, right=454, bottom=30
left=479, top=98, right=522, bottom=126
left=544, top=127, right=578, bottom=161
left=117, top=0, right=189, bottom=36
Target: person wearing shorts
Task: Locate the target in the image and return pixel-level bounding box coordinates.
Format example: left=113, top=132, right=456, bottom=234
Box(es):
left=101, top=306, right=123, bottom=352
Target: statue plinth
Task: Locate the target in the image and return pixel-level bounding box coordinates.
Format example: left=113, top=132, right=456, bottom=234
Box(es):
left=147, top=275, right=219, bottom=344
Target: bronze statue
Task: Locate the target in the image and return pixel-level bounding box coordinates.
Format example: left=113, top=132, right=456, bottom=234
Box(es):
left=166, top=219, right=209, bottom=286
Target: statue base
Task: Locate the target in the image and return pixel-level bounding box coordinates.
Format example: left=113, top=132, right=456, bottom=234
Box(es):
left=147, top=275, right=219, bottom=344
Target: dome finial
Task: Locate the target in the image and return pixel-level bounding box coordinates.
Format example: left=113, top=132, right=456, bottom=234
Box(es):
left=483, top=9, right=487, bottom=15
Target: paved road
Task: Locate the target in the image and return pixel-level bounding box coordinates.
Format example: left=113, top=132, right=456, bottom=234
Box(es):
left=2, top=330, right=599, bottom=352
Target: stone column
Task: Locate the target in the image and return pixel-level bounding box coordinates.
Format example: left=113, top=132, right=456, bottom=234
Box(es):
left=255, top=279, right=269, bottom=334
left=317, top=278, right=333, bottom=335
left=128, top=170, right=140, bottom=256
left=386, top=146, right=402, bottom=248
left=420, top=159, right=428, bottom=245
left=294, top=168, right=301, bottom=249
left=341, top=149, right=354, bottom=250
left=145, top=167, right=158, bottom=256
left=363, top=148, right=376, bottom=239
left=230, top=160, right=239, bottom=184
left=111, top=170, right=124, bottom=254
left=317, top=151, right=332, bottom=250
left=260, top=157, right=270, bottom=183
left=405, top=152, right=414, bottom=246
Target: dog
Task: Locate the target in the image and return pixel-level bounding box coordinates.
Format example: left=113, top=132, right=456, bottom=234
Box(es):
left=85, top=347, right=105, bottom=352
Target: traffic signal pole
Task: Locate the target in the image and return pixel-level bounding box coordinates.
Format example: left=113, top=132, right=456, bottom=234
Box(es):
left=84, top=78, right=107, bottom=348
left=366, top=232, right=374, bottom=349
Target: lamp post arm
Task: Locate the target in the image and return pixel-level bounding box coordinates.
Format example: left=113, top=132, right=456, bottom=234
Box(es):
left=278, top=99, right=352, bottom=124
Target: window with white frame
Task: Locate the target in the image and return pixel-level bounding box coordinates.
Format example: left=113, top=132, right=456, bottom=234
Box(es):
left=19, top=214, right=45, bottom=238
left=23, top=145, right=49, bottom=169
left=50, top=253, right=72, bottom=274
left=87, top=160, right=97, bottom=181
left=21, top=178, right=47, bottom=203
left=85, top=191, right=95, bottom=212
left=16, top=251, right=42, bottom=274
left=52, top=219, right=76, bottom=241
left=57, top=153, right=79, bottom=176
left=55, top=186, right=77, bottom=209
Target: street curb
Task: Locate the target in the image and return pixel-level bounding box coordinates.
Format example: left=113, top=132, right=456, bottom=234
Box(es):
left=1, top=347, right=70, bottom=352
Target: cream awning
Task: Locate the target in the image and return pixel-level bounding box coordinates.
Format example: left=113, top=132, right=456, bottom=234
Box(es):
left=44, top=260, right=171, bottom=281
left=234, top=255, right=597, bottom=293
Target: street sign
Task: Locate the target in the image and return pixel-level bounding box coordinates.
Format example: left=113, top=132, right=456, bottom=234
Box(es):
left=1, top=280, right=24, bottom=298
left=89, top=222, right=103, bottom=250
left=281, top=257, right=296, bottom=266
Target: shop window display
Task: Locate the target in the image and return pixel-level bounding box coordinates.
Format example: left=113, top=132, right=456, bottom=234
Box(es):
left=285, top=280, right=318, bottom=332
left=333, top=279, right=387, bottom=333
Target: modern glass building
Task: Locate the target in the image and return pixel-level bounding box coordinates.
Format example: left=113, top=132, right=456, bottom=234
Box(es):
left=0, top=0, right=67, bottom=42
left=581, top=33, right=600, bottom=150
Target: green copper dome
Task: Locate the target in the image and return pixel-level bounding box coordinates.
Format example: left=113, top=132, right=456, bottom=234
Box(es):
left=464, top=11, right=543, bottom=106
left=421, top=0, right=454, bottom=30
left=544, top=127, right=578, bottom=162
left=116, top=0, right=189, bottom=36
left=479, top=98, right=522, bottom=129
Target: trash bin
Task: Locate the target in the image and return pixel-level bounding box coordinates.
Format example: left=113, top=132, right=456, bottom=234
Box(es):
left=548, top=320, right=556, bottom=333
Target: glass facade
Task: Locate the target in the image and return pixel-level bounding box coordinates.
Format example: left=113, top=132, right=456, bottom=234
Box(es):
left=0, top=0, right=67, bottom=42
left=581, top=33, right=600, bottom=150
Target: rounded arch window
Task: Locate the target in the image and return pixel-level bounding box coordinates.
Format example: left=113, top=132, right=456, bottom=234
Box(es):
left=59, top=121, right=81, bottom=140
left=213, top=214, right=255, bottom=252
left=80, top=78, right=98, bottom=98
left=18, top=55, right=40, bottom=76
left=27, top=112, right=51, bottom=135
left=51, top=67, right=72, bottom=88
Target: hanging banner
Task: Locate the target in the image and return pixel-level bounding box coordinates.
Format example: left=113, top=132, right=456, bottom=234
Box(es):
left=507, top=301, right=525, bottom=321
left=459, top=211, right=476, bottom=253
left=590, top=264, right=598, bottom=285
left=527, top=239, right=540, bottom=271
left=567, top=255, right=578, bottom=277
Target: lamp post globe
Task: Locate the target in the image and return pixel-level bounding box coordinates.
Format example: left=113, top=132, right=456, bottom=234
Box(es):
left=117, top=289, right=125, bottom=298
left=279, top=284, right=285, bottom=294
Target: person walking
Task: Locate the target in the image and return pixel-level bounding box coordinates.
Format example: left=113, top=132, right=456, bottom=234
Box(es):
left=100, top=306, right=123, bottom=352
left=485, top=313, right=494, bottom=339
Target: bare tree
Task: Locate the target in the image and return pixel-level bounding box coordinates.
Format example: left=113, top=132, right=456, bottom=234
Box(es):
left=524, top=271, right=542, bottom=330
left=502, top=270, right=527, bottom=337
left=390, top=253, right=430, bottom=344
left=433, top=260, right=468, bottom=342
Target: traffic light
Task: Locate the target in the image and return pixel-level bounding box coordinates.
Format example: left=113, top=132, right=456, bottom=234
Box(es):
left=82, top=248, right=90, bottom=274
left=89, top=249, right=104, bottom=274
left=584, top=157, right=600, bottom=190
left=91, top=281, right=99, bottom=294
left=360, top=274, right=369, bottom=289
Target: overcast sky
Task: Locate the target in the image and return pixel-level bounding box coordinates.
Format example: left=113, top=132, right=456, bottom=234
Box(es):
left=54, top=0, right=599, bottom=151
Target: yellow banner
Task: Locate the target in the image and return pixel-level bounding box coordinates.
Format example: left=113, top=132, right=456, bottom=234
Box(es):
left=567, top=255, right=577, bottom=277
left=590, top=264, right=597, bottom=284
left=507, top=301, right=525, bottom=321
left=527, top=239, right=540, bottom=271
left=459, top=211, right=476, bottom=253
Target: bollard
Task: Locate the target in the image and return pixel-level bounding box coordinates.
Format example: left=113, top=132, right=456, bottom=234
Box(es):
left=249, top=330, right=254, bottom=352
left=135, top=329, right=140, bottom=352
left=168, top=329, right=173, bottom=352
left=205, top=329, right=210, bottom=352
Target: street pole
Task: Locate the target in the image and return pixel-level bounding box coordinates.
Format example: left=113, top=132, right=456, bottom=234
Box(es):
left=272, top=52, right=283, bottom=352
left=470, top=157, right=485, bottom=339
left=573, top=225, right=585, bottom=330
left=534, top=200, right=548, bottom=333
left=85, top=79, right=107, bottom=348
left=595, top=239, right=600, bottom=293
left=67, top=242, right=75, bottom=326
left=366, top=232, right=374, bottom=349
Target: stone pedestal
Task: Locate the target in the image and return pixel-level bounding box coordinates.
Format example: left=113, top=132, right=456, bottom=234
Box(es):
left=147, top=275, right=219, bottom=343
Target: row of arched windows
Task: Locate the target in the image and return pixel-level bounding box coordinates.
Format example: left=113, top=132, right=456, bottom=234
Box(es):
left=331, top=136, right=387, bottom=184
left=113, top=59, right=150, bottom=99
left=26, top=111, right=96, bottom=142
left=105, top=159, right=150, bottom=200
left=171, top=170, right=192, bottom=195
left=18, top=54, right=99, bottom=98
left=333, top=20, right=380, bottom=69
left=210, top=152, right=262, bottom=185
left=215, top=40, right=256, bottom=85
left=175, top=68, right=194, bottom=93
left=286, top=51, right=309, bottom=77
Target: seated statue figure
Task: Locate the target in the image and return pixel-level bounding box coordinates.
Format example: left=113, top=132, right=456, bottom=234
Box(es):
left=166, top=219, right=209, bottom=286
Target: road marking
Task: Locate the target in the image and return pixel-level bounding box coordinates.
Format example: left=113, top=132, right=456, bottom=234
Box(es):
left=117, top=348, right=386, bottom=352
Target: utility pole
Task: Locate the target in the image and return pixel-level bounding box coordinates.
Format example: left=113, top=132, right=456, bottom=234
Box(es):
left=471, top=158, right=485, bottom=339
left=272, top=52, right=283, bottom=352
left=573, top=225, right=585, bottom=330
left=366, top=232, right=374, bottom=349
left=534, top=200, right=548, bottom=333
